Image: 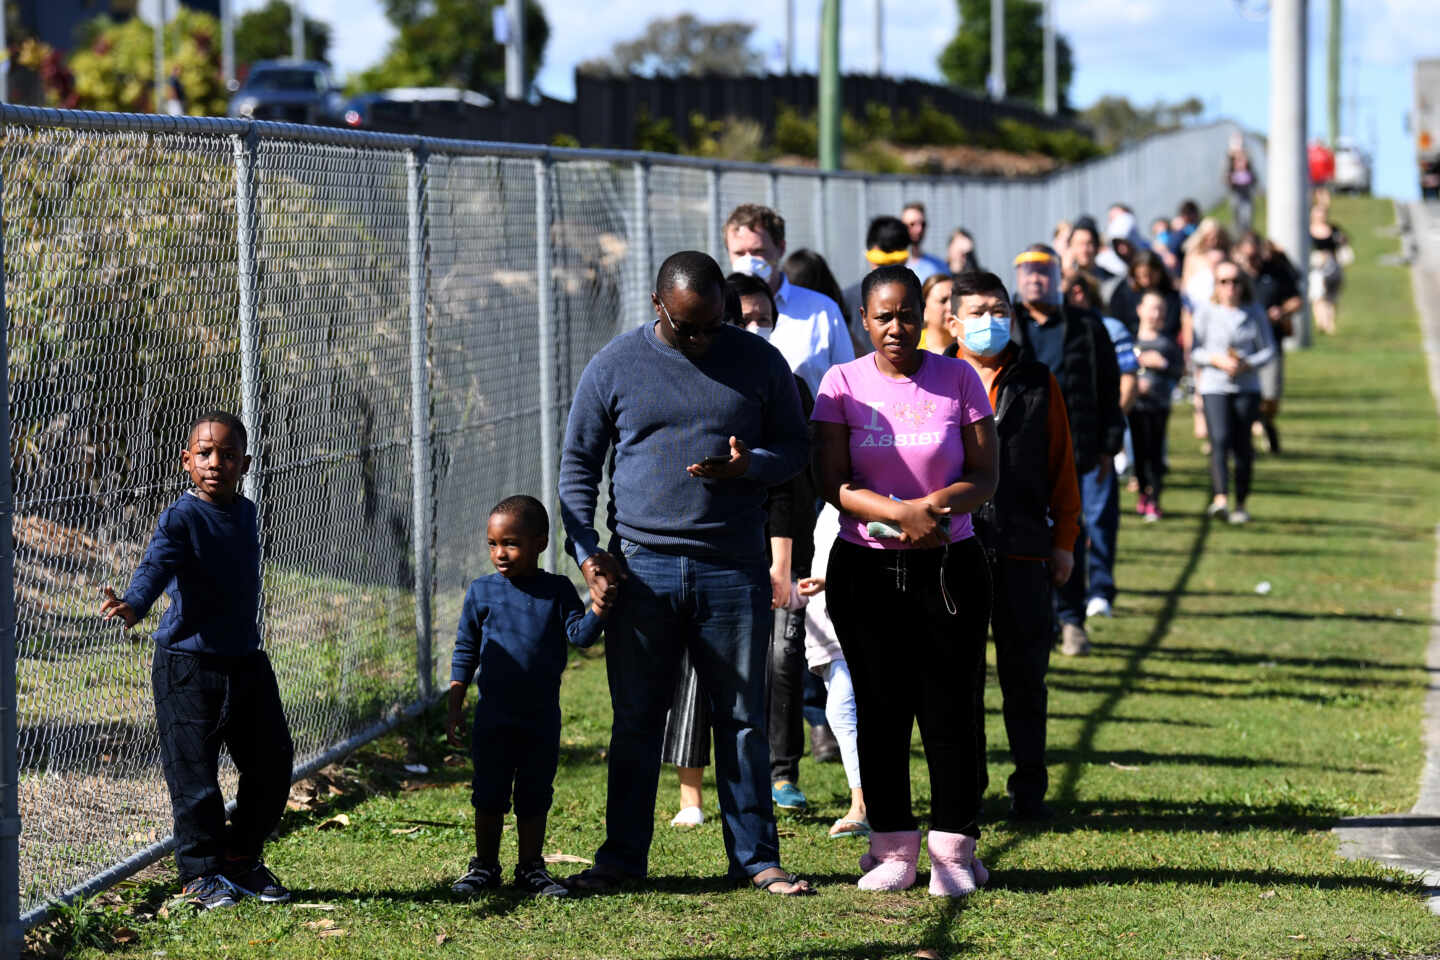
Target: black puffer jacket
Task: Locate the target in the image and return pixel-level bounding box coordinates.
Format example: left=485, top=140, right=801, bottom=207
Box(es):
left=1011, top=304, right=1124, bottom=476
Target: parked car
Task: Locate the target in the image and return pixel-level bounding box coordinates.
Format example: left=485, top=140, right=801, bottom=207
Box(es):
left=341, top=88, right=495, bottom=133
left=228, top=60, right=346, bottom=125
left=1331, top=138, right=1373, bottom=194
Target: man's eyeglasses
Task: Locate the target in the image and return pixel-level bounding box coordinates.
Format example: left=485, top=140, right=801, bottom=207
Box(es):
left=1215, top=277, right=1239, bottom=286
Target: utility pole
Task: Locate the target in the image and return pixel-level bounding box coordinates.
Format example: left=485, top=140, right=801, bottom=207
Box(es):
left=505, top=0, right=525, bottom=99
left=221, top=0, right=235, bottom=90
left=988, top=0, right=1005, bottom=100
left=0, top=0, right=8, bottom=102
left=1042, top=0, right=1056, bottom=114
left=819, top=0, right=842, bottom=170
left=290, top=0, right=304, bottom=61
left=153, top=0, right=166, bottom=112
left=1327, top=0, right=1341, bottom=144
left=873, top=0, right=883, bottom=76
left=785, top=0, right=794, bottom=73
left=1268, top=0, right=1309, bottom=348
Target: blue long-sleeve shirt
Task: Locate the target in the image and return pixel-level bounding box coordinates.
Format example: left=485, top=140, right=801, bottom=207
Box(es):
left=558, top=322, right=808, bottom=566
left=450, top=572, right=602, bottom=723
left=122, top=491, right=262, bottom=656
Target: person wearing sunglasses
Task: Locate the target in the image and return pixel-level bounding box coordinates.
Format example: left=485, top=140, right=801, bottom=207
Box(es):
left=1190, top=260, right=1277, bottom=525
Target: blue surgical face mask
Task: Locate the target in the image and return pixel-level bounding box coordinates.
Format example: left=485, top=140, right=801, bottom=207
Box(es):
left=731, top=254, right=774, bottom=283
left=962, top=312, right=1011, bottom=357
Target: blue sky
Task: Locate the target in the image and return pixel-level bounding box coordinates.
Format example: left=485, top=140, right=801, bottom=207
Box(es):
left=258, top=0, right=1437, bottom=199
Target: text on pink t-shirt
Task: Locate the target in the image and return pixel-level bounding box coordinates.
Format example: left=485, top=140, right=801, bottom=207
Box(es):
left=811, top=352, right=993, bottom=549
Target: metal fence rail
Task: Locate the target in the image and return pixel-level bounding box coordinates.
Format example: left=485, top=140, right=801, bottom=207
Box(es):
left=0, top=103, right=1255, bottom=946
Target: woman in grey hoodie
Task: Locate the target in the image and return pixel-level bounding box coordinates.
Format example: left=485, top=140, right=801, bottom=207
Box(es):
left=1190, top=258, right=1277, bottom=525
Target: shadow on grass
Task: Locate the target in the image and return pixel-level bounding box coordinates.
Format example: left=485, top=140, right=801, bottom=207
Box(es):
left=1101, top=642, right=1425, bottom=674
left=985, top=866, right=1410, bottom=894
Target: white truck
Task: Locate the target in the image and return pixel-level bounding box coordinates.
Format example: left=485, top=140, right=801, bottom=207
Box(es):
left=1418, top=58, right=1440, bottom=199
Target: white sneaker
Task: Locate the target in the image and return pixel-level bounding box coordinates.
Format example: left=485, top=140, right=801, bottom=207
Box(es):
left=670, top=806, right=704, bottom=827
left=1086, top=597, right=1113, bottom=619
left=1060, top=624, right=1091, bottom=656
left=1228, top=508, right=1251, bottom=525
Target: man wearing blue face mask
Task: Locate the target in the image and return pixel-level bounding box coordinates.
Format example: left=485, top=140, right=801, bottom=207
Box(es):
left=943, top=271, right=1080, bottom=822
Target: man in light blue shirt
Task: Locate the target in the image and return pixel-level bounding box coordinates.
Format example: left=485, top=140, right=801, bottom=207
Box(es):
left=724, top=204, right=854, bottom=397
left=902, top=202, right=949, bottom=284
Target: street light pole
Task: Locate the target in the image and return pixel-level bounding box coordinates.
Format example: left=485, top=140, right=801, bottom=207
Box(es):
left=221, top=0, right=235, bottom=90
left=1268, top=0, right=1309, bottom=348
left=989, top=0, right=1006, bottom=100
left=1043, top=0, right=1057, bottom=114
left=873, top=0, right=883, bottom=76
left=290, top=1, right=304, bottom=61
left=153, top=0, right=166, bottom=112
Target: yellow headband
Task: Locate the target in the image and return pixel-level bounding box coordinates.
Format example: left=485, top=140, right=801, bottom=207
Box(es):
left=866, top=248, right=912, bottom=266
left=1014, top=251, right=1057, bottom=266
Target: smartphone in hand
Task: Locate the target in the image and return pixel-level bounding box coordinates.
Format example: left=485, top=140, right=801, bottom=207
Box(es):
left=699, top=455, right=731, bottom=468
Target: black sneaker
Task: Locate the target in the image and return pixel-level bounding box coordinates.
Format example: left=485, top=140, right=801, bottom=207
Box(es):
left=452, top=858, right=503, bottom=896
left=1006, top=798, right=1057, bottom=823
left=225, top=859, right=291, bottom=903
left=183, top=874, right=238, bottom=910
left=515, top=860, right=569, bottom=898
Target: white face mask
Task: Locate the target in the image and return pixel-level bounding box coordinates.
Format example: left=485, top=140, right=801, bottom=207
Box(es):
left=746, top=323, right=774, bottom=341
left=731, top=255, right=774, bottom=283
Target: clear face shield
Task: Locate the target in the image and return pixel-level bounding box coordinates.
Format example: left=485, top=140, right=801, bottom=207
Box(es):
left=1014, top=250, right=1062, bottom=310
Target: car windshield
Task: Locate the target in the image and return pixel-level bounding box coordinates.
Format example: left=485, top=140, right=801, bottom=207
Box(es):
left=245, top=69, right=326, bottom=93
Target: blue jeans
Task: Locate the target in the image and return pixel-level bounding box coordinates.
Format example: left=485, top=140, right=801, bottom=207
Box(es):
left=596, top=540, right=779, bottom=879
left=1055, top=463, right=1120, bottom=626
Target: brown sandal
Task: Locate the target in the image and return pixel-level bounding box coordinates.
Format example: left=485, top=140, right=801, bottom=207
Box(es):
left=750, top=870, right=814, bottom=896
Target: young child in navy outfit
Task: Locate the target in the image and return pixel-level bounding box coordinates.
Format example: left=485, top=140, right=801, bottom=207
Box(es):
left=446, top=495, right=607, bottom=898
left=100, top=411, right=295, bottom=910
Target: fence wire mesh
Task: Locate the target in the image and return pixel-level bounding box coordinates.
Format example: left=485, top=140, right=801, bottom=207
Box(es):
left=0, top=109, right=1251, bottom=923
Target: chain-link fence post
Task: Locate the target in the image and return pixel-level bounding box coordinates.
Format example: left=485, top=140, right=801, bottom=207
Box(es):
left=0, top=167, right=23, bottom=960
left=813, top=175, right=827, bottom=269
left=534, top=155, right=559, bottom=574
left=406, top=145, right=434, bottom=701
left=706, top=167, right=722, bottom=264
left=232, top=127, right=266, bottom=642
left=633, top=160, right=652, bottom=325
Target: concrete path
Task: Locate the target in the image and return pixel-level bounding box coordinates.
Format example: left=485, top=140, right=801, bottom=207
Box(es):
left=1333, top=200, right=1440, bottom=913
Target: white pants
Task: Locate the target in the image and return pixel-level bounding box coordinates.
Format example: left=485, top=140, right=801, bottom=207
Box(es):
left=821, top=659, right=862, bottom=790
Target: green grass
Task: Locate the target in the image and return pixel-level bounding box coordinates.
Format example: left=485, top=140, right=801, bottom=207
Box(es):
left=34, top=195, right=1440, bottom=959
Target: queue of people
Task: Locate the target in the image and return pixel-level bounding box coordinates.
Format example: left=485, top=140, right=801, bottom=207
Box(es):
left=106, top=190, right=1314, bottom=914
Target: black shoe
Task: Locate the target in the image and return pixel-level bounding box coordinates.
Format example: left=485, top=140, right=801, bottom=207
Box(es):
left=810, top=723, right=841, bottom=763
left=183, top=874, right=238, bottom=910
left=1007, top=799, right=1056, bottom=823
left=224, top=858, right=291, bottom=903
left=515, top=860, right=570, bottom=897
left=452, top=858, right=503, bottom=896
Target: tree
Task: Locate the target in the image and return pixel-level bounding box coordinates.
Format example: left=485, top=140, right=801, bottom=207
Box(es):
left=352, top=0, right=548, bottom=97
left=1080, top=95, right=1205, bottom=150
left=65, top=10, right=227, bottom=115
left=578, top=15, right=764, bottom=77
left=939, top=0, right=1073, bottom=109
left=234, top=0, right=332, bottom=69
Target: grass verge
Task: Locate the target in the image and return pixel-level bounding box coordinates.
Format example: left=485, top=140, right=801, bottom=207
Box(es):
left=30, top=194, right=1440, bottom=959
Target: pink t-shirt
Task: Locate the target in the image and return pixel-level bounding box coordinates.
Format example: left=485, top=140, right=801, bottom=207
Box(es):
left=812, top=352, right=993, bottom=549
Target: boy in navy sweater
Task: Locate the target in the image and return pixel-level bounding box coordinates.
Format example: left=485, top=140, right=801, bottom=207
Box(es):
left=101, top=411, right=294, bottom=910
left=446, top=495, right=607, bottom=898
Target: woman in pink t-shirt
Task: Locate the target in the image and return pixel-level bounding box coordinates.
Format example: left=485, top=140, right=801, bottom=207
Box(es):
left=812, top=264, right=998, bottom=898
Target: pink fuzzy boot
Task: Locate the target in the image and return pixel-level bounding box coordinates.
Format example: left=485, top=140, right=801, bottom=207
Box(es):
left=856, top=830, right=921, bottom=891
left=926, top=831, right=987, bottom=897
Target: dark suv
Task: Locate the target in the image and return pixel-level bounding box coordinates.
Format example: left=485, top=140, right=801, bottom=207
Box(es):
left=228, top=61, right=345, bottom=125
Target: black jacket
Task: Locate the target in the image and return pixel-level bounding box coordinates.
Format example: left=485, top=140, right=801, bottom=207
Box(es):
left=972, top=354, right=1059, bottom=559
left=1012, top=304, right=1124, bottom=475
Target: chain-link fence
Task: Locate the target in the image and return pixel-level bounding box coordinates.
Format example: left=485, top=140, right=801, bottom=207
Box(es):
left=0, top=103, right=1254, bottom=941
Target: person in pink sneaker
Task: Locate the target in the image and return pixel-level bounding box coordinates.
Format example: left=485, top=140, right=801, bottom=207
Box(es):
left=812, top=265, right=997, bottom=896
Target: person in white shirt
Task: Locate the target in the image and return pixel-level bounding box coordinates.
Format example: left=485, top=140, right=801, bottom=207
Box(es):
left=724, top=204, right=855, bottom=397
left=901, top=202, right=948, bottom=284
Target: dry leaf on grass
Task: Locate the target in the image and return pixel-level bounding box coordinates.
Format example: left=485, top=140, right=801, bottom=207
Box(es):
left=293, top=903, right=336, bottom=911
left=317, top=813, right=351, bottom=830
left=542, top=853, right=592, bottom=865
left=304, top=918, right=337, bottom=931
left=1109, top=761, right=1141, bottom=771
left=112, top=928, right=138, bottom=944
left=318, top=928, right=347, bottom=938
left=436, top=932, right=450, bottom=945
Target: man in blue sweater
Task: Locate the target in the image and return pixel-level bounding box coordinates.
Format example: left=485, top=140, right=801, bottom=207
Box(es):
left=558, top=251, right=812, bottom=895
left=100, top=411, right=294, bottom=910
